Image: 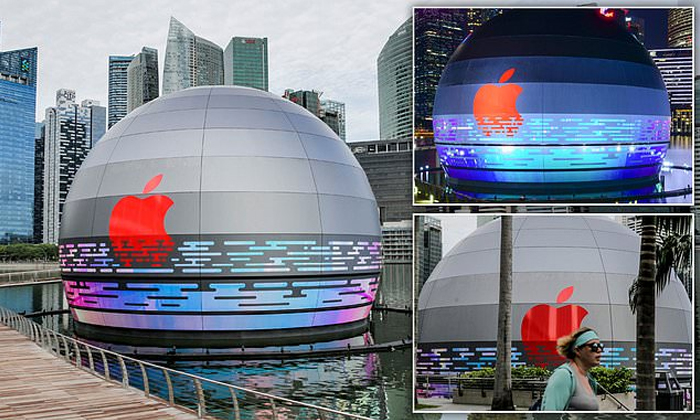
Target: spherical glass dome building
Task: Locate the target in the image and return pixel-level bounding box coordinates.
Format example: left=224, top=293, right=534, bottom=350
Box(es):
left=59, top=86, right=381, bottom=345
left=433, top=9, right=671, bottom=192
left=417, top=216, right=692, bottom=377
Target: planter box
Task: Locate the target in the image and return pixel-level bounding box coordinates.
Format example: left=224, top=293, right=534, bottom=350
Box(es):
left=453, top=388, right=542, bottom=408
left=598, top=392, right=634, bottom=411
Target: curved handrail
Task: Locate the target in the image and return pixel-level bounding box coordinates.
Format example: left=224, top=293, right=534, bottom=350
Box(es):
left=0, top=306, right=373, bottom=420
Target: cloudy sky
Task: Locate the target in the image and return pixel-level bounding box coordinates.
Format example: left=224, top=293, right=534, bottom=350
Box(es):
left=0, top=0, right=693, bottom=142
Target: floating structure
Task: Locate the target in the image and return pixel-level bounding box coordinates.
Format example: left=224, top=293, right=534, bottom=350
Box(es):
left=59, top=86, right=381, bottom=345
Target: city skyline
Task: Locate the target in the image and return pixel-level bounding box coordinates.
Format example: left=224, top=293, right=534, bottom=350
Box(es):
left=1, top=0, right=416, bottom=142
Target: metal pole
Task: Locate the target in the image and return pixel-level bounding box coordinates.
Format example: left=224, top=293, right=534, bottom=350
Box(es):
left=101, top=350, right=110, bottom=380
left=194, top=378, right=205, bottom=418
left=230, top=388, right=241, bottom=420
left=139, top=362, right=150, bottom=397
left=164, top=369, right=174, bottom=406
left=117, top=355, right=129, bottom=388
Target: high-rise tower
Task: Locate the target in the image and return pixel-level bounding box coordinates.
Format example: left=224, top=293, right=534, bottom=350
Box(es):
left=224, top=37, right=268, bottom=91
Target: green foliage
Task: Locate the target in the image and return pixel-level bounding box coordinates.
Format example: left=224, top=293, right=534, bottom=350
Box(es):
left=590, top=366, right=633, bottom=394
left=460, top=366, right=551, bottom=379
left=0, top=243, right=58, bottom=262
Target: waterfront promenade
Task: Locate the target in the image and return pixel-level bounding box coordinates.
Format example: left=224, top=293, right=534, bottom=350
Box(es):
left=0, top=324, right=198, bottom=420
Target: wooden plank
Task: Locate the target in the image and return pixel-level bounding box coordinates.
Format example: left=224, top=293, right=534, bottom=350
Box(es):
left=0, top=324, right=201, bottom=419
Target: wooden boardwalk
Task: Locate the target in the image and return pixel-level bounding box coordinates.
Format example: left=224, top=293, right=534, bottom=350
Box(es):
left=0, top=324, right=198, bottom=419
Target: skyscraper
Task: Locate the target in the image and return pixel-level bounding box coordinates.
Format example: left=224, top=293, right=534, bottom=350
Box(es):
left=43, top=90, right=106, bottom=244
left=283, top=89, right=321, bottom=116
left=34, top=122, right=44, bottom=243
left=0, top=47, right=37, bottom=244
left=413, top=9, right=485, bottom=141
left=379, top=220, right=413, bottom=309
left=224, top=37, right=268, bottom=91
left=378, top=17, right=412, bottom=140
left=127, top=47, right=159, bottom=112
left=668, top=8, right=692, bottom=48
left=320, top=99, right=346, bottom=141
left=649, top=48, right=692, bottom=134
left=350, top=139, right=413, bottom=223
left=162, top=17, right=223, bottom=94
left=414, top=215, right=442, bottom=300
left=107, top=55, right=134, bottom=128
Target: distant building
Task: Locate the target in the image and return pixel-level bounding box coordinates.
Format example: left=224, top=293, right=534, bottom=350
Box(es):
left=320, top=99, right=346, bottom=141
left=34, top=122, right=44, bottom=243
left=378, top=17, right=412, bottom=140
left=413, top=9, right=490, bottom=141
left=162, top=17, right=223, bottom=94
left=108, top=55, right=134, bottom=128
left=626, top=15, right=645, bottom=46
left=283, top=89, right=345, bottom=139
left=649, top=48, right=692, bottom=135
left=379, top=220, right=413, bottom=309
left=284, top=89, right=321, bottom=116
left=414, top=216, right=442, bottom=295
left=43, top=90, right=106, bottom=243
left=668, top=8, right=692, bottom=48
left=127, top=47, right=159, bottom=113
left=0, top=46, right=37, bottom=243
left=224, top=37, right=268, bottom=91
left=350, top=139, right=412, bottom=223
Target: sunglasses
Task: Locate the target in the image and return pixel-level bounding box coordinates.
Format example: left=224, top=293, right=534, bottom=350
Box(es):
left=581, top=342, right=605, bottom=353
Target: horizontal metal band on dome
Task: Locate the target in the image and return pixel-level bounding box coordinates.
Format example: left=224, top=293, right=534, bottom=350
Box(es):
left=434, top=141, right=670, bottom=148
left=449, top=35, right=654, bottom=65
left=433, top=84, right=671, bottom=115
left=68, top=301, right=375, bottom=316
left=442, top=162, right=660, bottom=172
left=439, top=56, right=666, bottom=89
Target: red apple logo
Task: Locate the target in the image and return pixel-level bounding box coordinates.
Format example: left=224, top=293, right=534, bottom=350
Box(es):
left=108, top=174, right=174, bottom=267
left=473, top=68, right=523, bottom=137
left=520, top=286, right=589, bottom=366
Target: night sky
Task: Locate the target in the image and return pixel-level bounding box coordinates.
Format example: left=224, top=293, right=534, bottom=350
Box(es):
left=625, top=9, right=668, bottom=49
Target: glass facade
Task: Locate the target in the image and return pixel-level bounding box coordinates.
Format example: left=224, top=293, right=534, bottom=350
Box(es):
left=44, top=90, right=105, bottom=243
left=0, top=47, right=37, bottom=243
left=107, top=55, right=134, bottom=128
left=668, top=8, right=692, bottom=48
left=127, top=47, right=159, bottom=113
left=163, top=17, right=223, bottom=95
left=377, top=18, right=412, bottom=140
left=224, top=37, right=268, bottom=91
left=320, top=99, right=346, bottom=141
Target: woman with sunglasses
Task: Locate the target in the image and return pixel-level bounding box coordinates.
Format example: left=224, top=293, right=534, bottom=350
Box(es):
left=540, top=327, right=603, bottom=410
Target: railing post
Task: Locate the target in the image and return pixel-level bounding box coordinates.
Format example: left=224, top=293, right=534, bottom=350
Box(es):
left=86, top=345, right=95, bottom=372
left=60, top=335, right=69, bottom=360
left=74, top=340, right=82, bottom=366
left=139, top=362, right=150, bottom=397
left=230, top=388, right=241, bottom=420
left=316, top=408, right=326, bottom=420
left=270, top=398, right=278, bottom=420
left=163, top=369, right=174, bottom=406
left=51, top=330, right=59, bottom=355
left=101, top=350, right=110, bottom=380
left=117, top=355, right=128, bottom=388
left=194, top=378, right=206, bottom=418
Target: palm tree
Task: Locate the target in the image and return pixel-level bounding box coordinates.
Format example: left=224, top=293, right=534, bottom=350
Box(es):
left=629, top=216, right=692, bottom=411
left=492, top=215, right=514, bottom=410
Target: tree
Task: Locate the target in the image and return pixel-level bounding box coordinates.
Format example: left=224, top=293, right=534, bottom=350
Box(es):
left=629, top=216, right=691, bottom=411
left=492, top=215, right=514, bottom=410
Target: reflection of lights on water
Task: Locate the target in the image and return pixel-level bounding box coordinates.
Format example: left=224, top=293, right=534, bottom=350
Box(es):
left=501, top=146, right=515, bottom=153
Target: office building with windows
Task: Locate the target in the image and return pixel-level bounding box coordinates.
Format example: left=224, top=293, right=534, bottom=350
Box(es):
left=650, top=48, right=692, bottom=134
left=668, top=8, right=692, bottom=48
left=224, top=37, right=268, bottom=91
left=0, top=47, right=37, bottom=243
left=162, top=17, right=223, bottom=94
left=127, top=47, right=159, bottom=112
left=108, top=55, right=134, bottom=128
left=378, top=17, right=412, bottom=140
left=43, top=90, right=106, bottom=243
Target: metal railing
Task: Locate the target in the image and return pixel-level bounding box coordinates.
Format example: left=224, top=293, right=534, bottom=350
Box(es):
left=0, top=269, right=61, bottom=285
left=0, top=307, right=373, bottom=420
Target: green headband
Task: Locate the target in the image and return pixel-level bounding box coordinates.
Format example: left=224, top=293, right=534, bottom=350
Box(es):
left=574, top=330, right=599, bottom=348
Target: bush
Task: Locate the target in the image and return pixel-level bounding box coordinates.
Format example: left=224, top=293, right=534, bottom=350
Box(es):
left=461, top=366, right=551, bottom=379
left=0, top=243, right=59, bottom=262
left=590, top=366, right=633, bottom=394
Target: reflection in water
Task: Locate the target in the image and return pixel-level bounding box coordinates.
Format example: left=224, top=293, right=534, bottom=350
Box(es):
left=0, top=281, right=414, bottom=420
